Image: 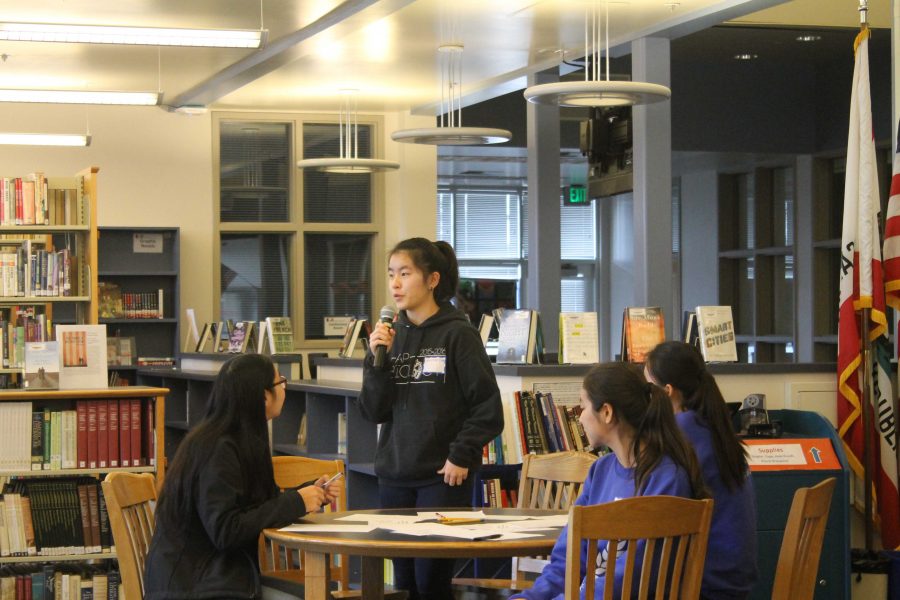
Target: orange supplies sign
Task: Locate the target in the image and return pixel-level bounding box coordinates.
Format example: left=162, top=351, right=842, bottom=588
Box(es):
left=744, top=438, right=841, bottom=471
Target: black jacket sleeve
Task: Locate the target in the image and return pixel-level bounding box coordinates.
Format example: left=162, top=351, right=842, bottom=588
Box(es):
left=447, top=326, right=504, bottom=469
left=358, top=352, right=394, bottom=424
left=196, top=440, right=308, bottom=551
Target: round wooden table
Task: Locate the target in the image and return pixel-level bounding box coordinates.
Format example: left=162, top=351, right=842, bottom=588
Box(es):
left=263, top=507, right=565, bottom=600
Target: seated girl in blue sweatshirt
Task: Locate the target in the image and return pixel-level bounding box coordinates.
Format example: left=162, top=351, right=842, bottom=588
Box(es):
left=645, top=341, right=758, bottom=600
left=512, top=362, right=707, bottom=600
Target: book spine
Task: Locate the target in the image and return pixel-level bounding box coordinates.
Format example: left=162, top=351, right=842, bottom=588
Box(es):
left=76, top=484, right=91, bottom=555
left=76, top=402, right=87, bottom=469
left=118, top=400, right=130, bottom=468
left=143, top=398, right=155, bottom=467
left=97, top=400, right=108, bottom=469
left=86, top=483, right=100, bottom=554
left=97, top=484, right=111, bottom=553
left=87, top=401, right=98, bottom=469
left=130, top=399, right=141, bottom=466
left=107, top=400, right=119, bottom=468
left=31, top=411, right=44, bottom=471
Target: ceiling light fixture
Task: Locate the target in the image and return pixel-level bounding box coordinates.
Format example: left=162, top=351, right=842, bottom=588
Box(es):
left=391, top=44, right=512, bottom=145
left=0, top=22, right=266, bottom=48
left=733, top=53, right=758, bottom=61
left=795, top=34, right=821, bottom=42
left=0, top=89, right=159, bottom=105
left=297, top=90, right=399, bottom=174
left=524, top=1, right=670, bottom=107
left=0, top=133, right=90, bottom=146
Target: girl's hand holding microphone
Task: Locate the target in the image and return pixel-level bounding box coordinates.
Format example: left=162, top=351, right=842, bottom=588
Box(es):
left=370, top=320, right=395, bottom=364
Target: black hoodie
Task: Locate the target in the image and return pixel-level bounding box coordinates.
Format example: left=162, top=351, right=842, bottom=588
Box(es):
left=358, top=303, right=503, bottom=486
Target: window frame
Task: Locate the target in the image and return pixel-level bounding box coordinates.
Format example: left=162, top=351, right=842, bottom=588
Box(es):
left=212, top=111, right=387, bottom=347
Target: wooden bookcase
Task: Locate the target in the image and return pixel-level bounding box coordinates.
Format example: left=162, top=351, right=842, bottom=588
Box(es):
left=0, top=386, right=167, bottom=571
left=0, top=167, right=99, bottom=387
left=98, top=226, right=180, bottom=384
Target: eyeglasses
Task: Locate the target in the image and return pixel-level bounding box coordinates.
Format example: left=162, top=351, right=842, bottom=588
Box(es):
left=272, top=376, right=288, bottom=389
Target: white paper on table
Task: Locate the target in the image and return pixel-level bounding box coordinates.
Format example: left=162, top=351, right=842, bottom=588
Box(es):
left=521, top=515, right=569, bottom=527
left=278, top=523, right=377, bottom=533
left=335, top=514, right=427, bottom=526
left=417, top=510, right=487, bottom=520
left=386, top=523, right=544, bottom=540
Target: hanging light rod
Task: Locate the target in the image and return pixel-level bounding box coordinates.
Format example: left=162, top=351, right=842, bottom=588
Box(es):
left=524, top=1, right=670, bottom=107
left=0, top=89, right=159, bottom=105
left=0, top=22, right=266, bottom=48
left=0, top=133, right=90, bottom=146
left=297, top=90, right=399, bottom=174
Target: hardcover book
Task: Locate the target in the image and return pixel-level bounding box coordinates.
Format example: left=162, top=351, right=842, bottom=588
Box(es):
left=695, top=305, right=738, bottom=362
left=496, top=309, right=541, bottom=364
left=24, top=341, right=59, bottom=390
left=227, top=321, right=253, bottom=353
left=56, top=325, right=108, bottom=390
left=621, top=306, right=665, bottom=363
left=265, top=316, right=294, bottom=354
left=558, top=312, right=599, bottom=364
left=338, top=318, right=369, bottom=359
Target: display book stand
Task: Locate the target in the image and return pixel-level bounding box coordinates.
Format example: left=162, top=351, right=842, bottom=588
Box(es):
left=0, top=168, right=98, bottom=389
left=0, top=386, right=167, bottom=596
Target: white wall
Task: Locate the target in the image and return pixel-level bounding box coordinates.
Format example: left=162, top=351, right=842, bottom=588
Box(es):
left=0, top=103, right=437, bottom=344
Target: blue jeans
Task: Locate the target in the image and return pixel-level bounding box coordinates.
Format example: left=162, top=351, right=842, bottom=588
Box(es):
left=379, top=477, right=475, bottom=600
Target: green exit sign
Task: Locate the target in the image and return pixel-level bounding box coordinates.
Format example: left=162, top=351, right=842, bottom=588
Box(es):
left=564, top=185, right=588, bottom=205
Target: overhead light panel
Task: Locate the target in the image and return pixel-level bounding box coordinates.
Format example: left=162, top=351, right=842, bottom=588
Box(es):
left=0, top=22, right=266, bottom=48
left=297, top=90, right=399, bottom=174
left=0, top=89, right=159, bottom=105
left=391, top=44, right=512, bottom=146
left=0, top=133, right=90, bottom=146
left=524, top=2, right=670, bottom=107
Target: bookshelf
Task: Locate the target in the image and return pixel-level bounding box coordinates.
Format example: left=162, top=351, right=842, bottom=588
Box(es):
left=98, top=226, right=180, bottom=384
left=0, top=385, right=166, bottom=588
left=0, top=167, right=99, bottom=387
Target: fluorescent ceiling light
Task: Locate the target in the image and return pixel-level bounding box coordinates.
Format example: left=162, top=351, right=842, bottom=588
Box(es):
left=0, top=89, right=159, bottom=105
left=0, top=22, right=265, bottom=48
left=0, top=133, right=90, bottom=146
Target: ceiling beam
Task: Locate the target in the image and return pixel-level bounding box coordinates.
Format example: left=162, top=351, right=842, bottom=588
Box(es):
left=166, top=0, right=416, bottom=108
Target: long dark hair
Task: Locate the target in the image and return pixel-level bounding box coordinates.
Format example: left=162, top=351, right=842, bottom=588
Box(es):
left=582, top=362, right=707, bottom=498
left=645, top=341, right=749, bottom=491
left=156, top=354, right=278, bottom=530
left=390, top=237, right=459, bottom=303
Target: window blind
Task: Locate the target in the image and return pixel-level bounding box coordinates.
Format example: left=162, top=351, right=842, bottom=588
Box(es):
left=219, top=122, right=291, bottom=222
left=561, top=201, right=596, bottom=260
left=304, top=233, right=372, bottom=339
left=302, top=123, right=372, bottom=223
left=220, top=234, right=291, bottom=323
left=561, top=278, right=587, bottom=312
left=454, top=190, right=521, bottom=259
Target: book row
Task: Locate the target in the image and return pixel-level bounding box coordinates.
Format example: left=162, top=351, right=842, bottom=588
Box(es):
left=97, top=284, right=163, bottom=320
left=0, top=565, right=120, bottom=600
left=0, top=477, right=112, bottom=558
left=489, top=391, right=592, bottom=466
left=2, top=307, right=50, bottom=368
left=189, top=316, right=293, bottom=355
left=0, top=242, right=75, bottom=299
left=0, top=400, right=155, bottom=472
left=476, top=478, right=519, bottom=509
left=0, top=175, right=81, bottom=228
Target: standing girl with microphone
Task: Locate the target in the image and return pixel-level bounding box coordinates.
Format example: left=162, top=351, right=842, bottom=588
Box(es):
left=359, top=237, right=504, bottom=600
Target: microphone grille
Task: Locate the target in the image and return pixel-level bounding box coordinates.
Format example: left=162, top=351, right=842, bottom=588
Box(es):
left=379, top=305, right=397, bottom=321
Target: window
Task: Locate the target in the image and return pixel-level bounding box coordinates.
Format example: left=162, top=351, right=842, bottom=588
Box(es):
left=215, top=114, right=383, bottom=344
left=438, top=185, right=598, bottom=321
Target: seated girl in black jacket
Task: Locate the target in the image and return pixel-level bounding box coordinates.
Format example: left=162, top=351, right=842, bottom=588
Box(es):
left=144, top=354, right=342, bottom=600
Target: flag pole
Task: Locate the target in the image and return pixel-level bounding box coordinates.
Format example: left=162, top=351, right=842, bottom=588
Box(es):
left=861, top=307, right=874, bottom=550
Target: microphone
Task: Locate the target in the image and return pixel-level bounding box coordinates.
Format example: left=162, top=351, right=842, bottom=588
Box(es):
left=373, top=305, right=396, bottom=368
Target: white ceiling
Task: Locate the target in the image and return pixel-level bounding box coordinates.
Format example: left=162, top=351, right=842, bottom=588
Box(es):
left=0, top=0, right=888, bottom=114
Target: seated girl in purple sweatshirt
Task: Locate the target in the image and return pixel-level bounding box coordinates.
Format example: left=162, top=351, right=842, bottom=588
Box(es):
left=645, top=341, right=758, bottom=600
left=512, top=362, right=707, bottom=600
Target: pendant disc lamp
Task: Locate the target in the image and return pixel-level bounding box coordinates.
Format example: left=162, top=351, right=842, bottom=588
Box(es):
left=297, top=90, right=399, bottom=174
left=391, top=44, right=511, bottom=145
left=524, top=1, right=670, bottom=107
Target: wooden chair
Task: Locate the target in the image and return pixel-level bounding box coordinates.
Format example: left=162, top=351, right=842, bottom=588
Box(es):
left=771, top=477, right=837, bottom=600
left=453, top=451, right=598, bottom=593
left=260, top=456, right=408, bottom=599
left=565, top=495, right=714, bottom=600
left=102, top=472, right=158, bottom=600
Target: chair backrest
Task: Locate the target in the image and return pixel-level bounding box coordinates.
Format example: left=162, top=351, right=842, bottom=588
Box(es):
left=771, top=477, right=837, bottom=600
left=102, top=472, right=158, bottom=600
left=259, top=456, right=348, bottom=590
left=565, top=495, right=714, bottom=600
left=510, top=451, right=598, bottom=587
left=518, top=451, right=598, bottom=510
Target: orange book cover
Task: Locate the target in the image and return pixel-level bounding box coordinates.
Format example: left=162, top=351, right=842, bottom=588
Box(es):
left=624, top=306, right=665, bottom=363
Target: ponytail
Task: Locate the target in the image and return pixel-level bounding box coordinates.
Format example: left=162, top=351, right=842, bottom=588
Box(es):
left=581, top=363, right=708, bottom=499
left=633, top=384, right=707, bottom=498
left=646, top=341, right=749, bottom=491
